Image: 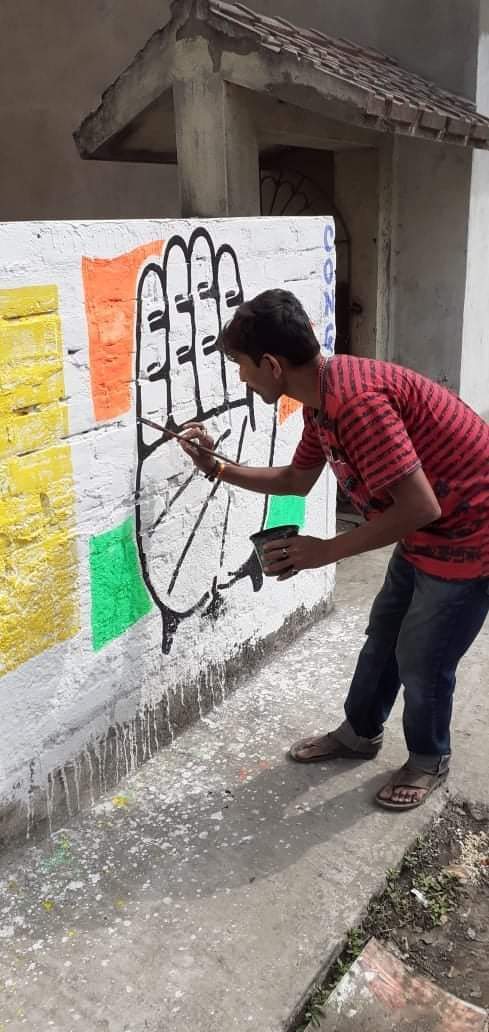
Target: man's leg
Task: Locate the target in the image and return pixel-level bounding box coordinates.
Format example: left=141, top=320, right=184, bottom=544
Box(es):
left=377, top=570, right=489, bottom=807
left=344, top=548, right=416, bottom=738
left=290, top=547, right=415, bottom=762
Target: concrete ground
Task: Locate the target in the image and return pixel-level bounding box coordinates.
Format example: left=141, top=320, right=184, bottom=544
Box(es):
left=1, top=546, right=488, bottom=1032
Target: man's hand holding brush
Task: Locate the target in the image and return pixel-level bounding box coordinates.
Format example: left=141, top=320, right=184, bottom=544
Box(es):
left=179, top=424, right=225, bottom=479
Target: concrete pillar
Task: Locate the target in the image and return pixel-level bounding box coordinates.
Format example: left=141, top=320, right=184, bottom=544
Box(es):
left=376, top=138, right=395, bottom=362
left=173, top=76, right=260, bottom=217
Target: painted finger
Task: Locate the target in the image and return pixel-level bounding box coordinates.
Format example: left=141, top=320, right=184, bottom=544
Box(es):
left=137, top=438, right=228, bottom=613
left=163, top=236, right=198, bottom=429
left=136, top=264, right=168, bottom=449
left=217, top=244, right=278, bottom=467
left=213, top=246, right=274, bottom=588
left=189, top=229, right=226, bottom=416
left=215, top=244, right=246, bottom=403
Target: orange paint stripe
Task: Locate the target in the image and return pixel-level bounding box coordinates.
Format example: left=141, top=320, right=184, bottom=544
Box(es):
left=279, top=395, right=302, bottom=424
left=278, top=319, right=318, bottom=424
left=82, top=240, right=163, bottom=421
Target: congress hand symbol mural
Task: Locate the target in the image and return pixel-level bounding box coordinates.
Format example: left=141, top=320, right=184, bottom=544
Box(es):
left=135, top=228, right=277, bottom=654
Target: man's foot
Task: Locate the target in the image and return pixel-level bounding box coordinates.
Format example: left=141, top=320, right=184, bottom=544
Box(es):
left=289, top=722, right=383, bottom=763
left=375, top=764, right=449, bottom=811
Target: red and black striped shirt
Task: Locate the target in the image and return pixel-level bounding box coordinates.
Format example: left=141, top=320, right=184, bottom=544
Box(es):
left=293, top=355, right=489, bottom=580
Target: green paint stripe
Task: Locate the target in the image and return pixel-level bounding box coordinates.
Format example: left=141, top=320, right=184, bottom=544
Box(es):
left=89, top=516, right=152, bottom=651
left=265, top=494, right=306, bottom=531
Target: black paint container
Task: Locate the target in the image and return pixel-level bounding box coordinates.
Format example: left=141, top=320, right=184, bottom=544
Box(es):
left=250, top=525, right=299, bottom=576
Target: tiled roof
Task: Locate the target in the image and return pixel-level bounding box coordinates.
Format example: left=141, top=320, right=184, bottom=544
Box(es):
left=204, top=0, right=489, bottom=144
left=75, top=0, right=489, bottom=158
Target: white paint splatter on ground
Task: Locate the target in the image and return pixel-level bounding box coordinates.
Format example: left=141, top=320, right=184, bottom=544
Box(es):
left=0, top=561, right=415, bottom=1032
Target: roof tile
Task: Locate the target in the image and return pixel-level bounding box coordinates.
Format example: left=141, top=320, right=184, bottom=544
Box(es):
left=206, top=0, right=489, bottom=145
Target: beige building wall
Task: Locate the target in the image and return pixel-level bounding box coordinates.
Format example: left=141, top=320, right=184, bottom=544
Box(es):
left=0, top=0, right=176, bottom=220
left=389, top=137, right=472, bottom=390
left=255, top=0, right=479, bottom=98
left=0, top=0, right=481, bottom=221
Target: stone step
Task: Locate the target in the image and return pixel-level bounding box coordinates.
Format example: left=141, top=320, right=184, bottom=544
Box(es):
left=317, top=938, right=488, bottom=1031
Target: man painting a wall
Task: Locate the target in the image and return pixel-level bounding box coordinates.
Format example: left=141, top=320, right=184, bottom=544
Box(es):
left=180, top=288, right=489, bottom=813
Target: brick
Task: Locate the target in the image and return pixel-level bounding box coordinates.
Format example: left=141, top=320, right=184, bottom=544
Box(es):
left=319, top=938, right=488, bottom=1031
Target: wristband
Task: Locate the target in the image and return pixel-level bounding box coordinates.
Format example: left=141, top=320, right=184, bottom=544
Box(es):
left=205, top=460, right=226, bottom=482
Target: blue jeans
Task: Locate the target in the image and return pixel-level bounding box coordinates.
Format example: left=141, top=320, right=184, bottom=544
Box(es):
left=345, top=546, right=489, bottom=768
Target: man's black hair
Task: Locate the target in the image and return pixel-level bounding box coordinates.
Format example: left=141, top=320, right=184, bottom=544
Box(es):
left=219, top=289, right=320, bottom=367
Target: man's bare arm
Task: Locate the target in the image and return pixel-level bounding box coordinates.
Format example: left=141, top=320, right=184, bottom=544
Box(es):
left=179, top=423, right=323, bottom=496
left=220, top=460, right=323, bottom=497
left=264, top=468, right=442, bottom=577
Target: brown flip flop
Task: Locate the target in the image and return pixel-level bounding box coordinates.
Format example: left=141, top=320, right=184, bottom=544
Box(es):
left=375, top=764, right=449, bottom=811
left=289, top=731, right=382, bottom=764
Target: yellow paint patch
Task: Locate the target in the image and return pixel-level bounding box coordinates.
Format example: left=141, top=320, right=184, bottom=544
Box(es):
left=112, top=795, right=130, bottom=809
left=0, top=284, right=58, bottom=320
left=41, top=899, right=55, bottom=912
left=0, top=285, right=79, bottom=677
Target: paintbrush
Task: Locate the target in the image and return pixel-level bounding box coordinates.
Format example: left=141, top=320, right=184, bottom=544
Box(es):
left=138, top=416, right=233, bottom=464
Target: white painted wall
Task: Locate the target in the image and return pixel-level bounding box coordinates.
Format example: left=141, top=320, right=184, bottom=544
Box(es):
left=460, top=2, right=489, bottom=419
left=0, top=216, right=336, bottom=833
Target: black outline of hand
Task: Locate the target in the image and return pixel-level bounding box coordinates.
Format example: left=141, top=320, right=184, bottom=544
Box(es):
left=135, top=228, right=276, bottom=654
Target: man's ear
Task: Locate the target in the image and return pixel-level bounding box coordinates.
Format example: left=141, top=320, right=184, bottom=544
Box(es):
left=262, top=353, right=284, bottom=380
